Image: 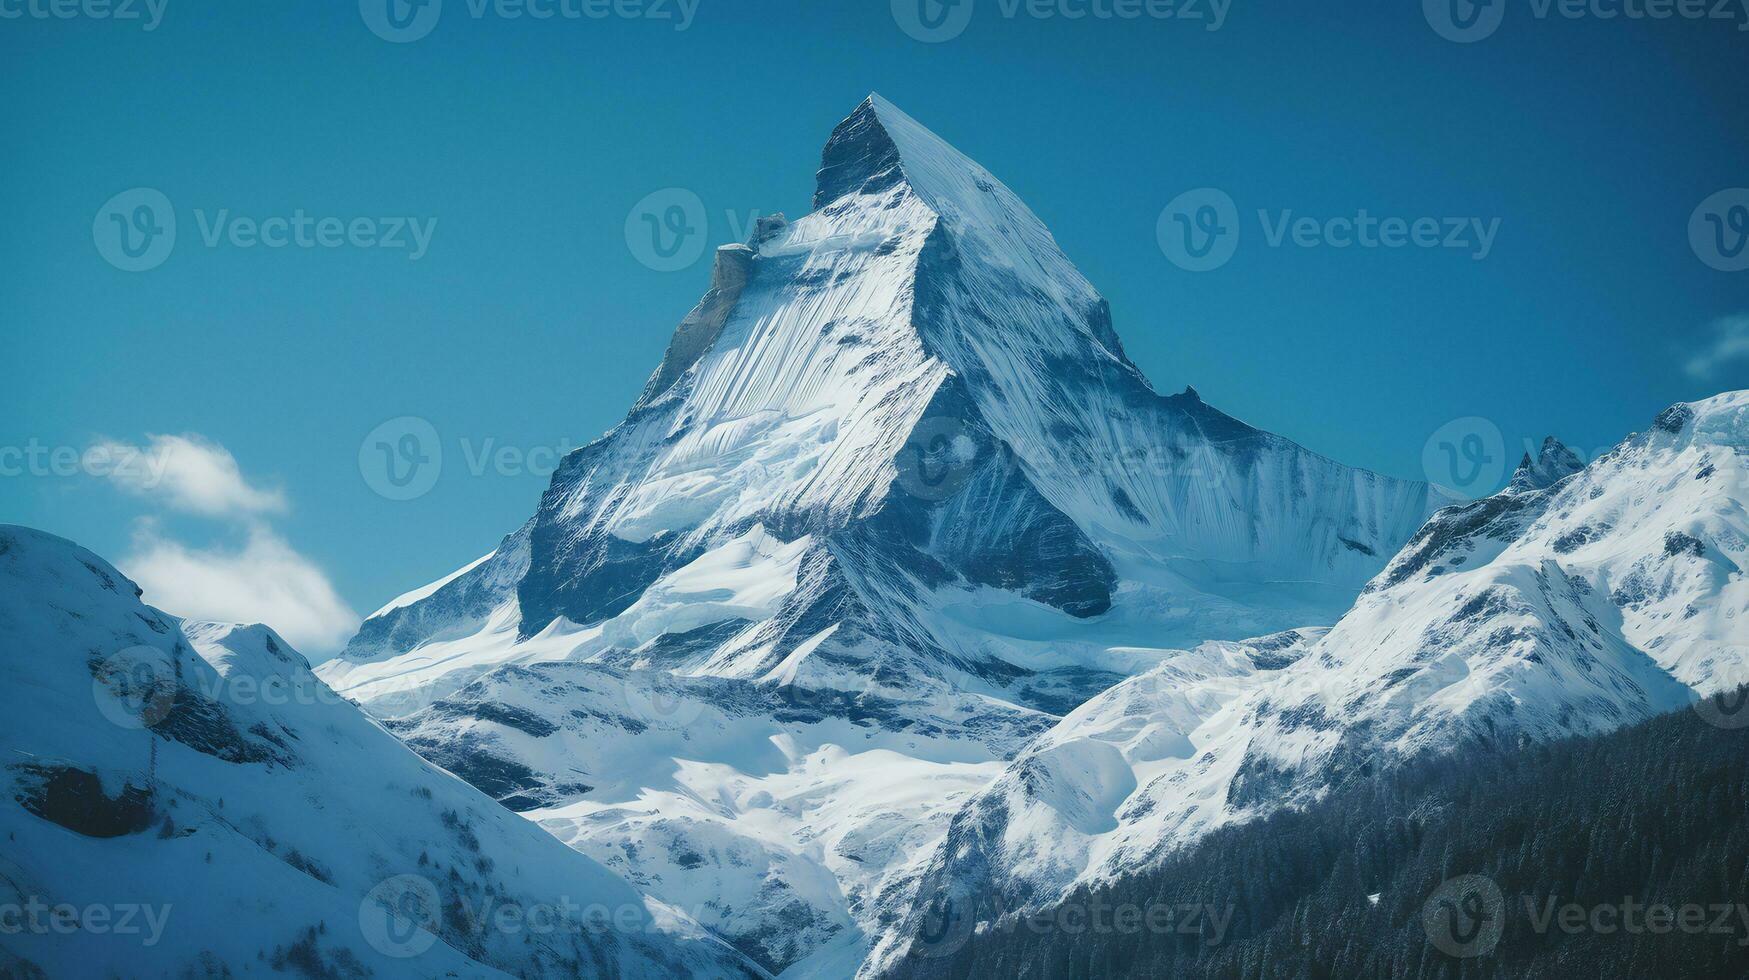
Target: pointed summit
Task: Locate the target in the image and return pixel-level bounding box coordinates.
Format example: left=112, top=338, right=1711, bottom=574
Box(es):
left=813, top=93, right=983, bottom=210
left=812, top=94, right=1049, bottom=246
left=813, top=95, right=905, bottom=209
left=1508, top=436, right=1584, bottom=492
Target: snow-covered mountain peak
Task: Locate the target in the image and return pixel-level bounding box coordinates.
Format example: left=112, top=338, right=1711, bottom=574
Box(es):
left=320, top=102, right=1455, bottom=973
left=1508, top=435, right=1584, bottom=493
left=0, top=526, right=760, bottom=978
left=809, top=94, right=1105, bottom=334
left=812, top=94, right=1023, bottom=226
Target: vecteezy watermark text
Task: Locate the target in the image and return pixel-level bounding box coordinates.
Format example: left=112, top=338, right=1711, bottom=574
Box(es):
left=359, top=0, right=698, bottom=43
left=0, top=0, right=167, bottom=30
left=909, top=883, right=1234, bottom=959
left=1158, top=189, right=1501, bottom=271
left=360, top=874, right=698, bottom=958
left=1425, top=0, right=1749, bottom=43
left=94, top=189, right=436, bottom=272
left=893, top=0, right=1230, bottom=43
left=0, top=440, right=173, bottom=485
left=1423, top=875, right=1749, bottom=958
left=359, top=416, right=586, bottom=501
left=192, top=210, right=437, bottom=260
left=0, top=898, right=172, bottom=947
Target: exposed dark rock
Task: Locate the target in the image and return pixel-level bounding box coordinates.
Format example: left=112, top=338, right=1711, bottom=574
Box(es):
left=11, top=764, right=155, bottom=838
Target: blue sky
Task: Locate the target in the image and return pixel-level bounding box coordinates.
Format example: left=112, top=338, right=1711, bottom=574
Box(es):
left=4, top=0, right=1746, bottom=654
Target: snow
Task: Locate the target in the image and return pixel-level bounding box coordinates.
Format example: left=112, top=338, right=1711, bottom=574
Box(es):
left=874, top=392, right=1749, bottom=970
left=310, top=94, right=1461, bottom=975
left=0, top=525, right=761, bottom=979
left=368, top=549, right=496, bottom=619
left=11, top=90, right=1747, bottom=980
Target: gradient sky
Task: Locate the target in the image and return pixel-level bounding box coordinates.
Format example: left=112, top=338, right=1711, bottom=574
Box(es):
left=4, top=0, right=1746, bottom=654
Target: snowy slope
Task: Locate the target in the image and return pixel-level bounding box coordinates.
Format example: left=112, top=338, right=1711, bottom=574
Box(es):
left=381, top=661, right=1019, bottom=974
left=316, top=95, right=1451, bottom=974
left=871, top=393, right=1749, bottom=973
left=0, top=525, right=762, bottom=979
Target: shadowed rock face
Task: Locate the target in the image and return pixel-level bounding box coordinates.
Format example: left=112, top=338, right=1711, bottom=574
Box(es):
left=11, top=764, right=156, bottom=839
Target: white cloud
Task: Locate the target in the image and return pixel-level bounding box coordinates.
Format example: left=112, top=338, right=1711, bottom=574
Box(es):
left=1685, top=314, right=1749, bottom=381
left=90, top=433, right=357, bottom=655
left=121, top=520, right=360, bottom=655
left=93, top=433, right=287, bottom=518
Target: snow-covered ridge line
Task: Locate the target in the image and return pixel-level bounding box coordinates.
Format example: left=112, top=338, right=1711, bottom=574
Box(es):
left=0, top=524, right=763, bottom=979
left=869, top=390, right=1749, bottom=974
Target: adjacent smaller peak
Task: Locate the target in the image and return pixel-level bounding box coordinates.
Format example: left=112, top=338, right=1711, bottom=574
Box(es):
left=1508, top=436, right=1583, bottom=493
left=1181, top=385, right=1201, bottom=403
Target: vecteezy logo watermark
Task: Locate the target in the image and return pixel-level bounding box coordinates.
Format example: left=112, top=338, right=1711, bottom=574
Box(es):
left=0, top=898, right=173, bottom=946
left=621, top=672, right=707, bottom=728
left=1693, top=686, right=1749, bottom=729
left=909, top=881, right=978, bottom=958
left=1422, top=875, right=1506, bottom=958
left=1525, top=896, right=1749, bottom=944
left=92, top=645, right=178, bottom=730
left=1423, top=884, right=1749, bottom=955
left=361, top=877, right=672, bottom=958
left=94, top=189, right=177, bottom=273
left=892, top=0, right=977, bottom=41
left=1423, top=417, right=1508, bottom=498
left=907, top=889, right=1235, bottom=960
left=624, top=188, right=708, bottom=271
left=91, top=640, right=380, bottom=729
left=358, top=419, right=588, bottom=500
left=360, top=417, right=443, bottom=501
left=893, top=0, right=1230, bottom=42
left=0, top=0, right=167, bottom=30
left=1157, top=188, right=1240, bottom=273
left=622, top=190, right=768, bottom=272
left=94, top=191, right=437, bottom=271
left=894, top=416, right=996, bottom=502
left=1690, top=189, right=1749, bottom=273
left=1423, top=0, right=1508, bottom=41
left=191, top=209, right=437, bottom=260
left=359, top=875, right=441, bottom=958
left=359, top=0, right=444, bottom=42
left=1426, top=0, right=1749, bottom=42
left=1256, top=210, right=1500, bottom=259
left=1158, top=190, right=1501, bottom=271
left=360, top=0, right=698, bottom=42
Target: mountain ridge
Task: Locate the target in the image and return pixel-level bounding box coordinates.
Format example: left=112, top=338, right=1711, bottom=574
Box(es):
left=317, top=95, right=1460, bottom=974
